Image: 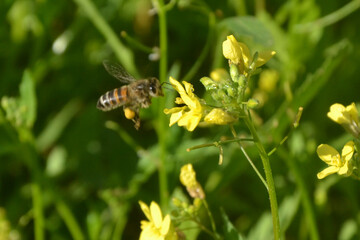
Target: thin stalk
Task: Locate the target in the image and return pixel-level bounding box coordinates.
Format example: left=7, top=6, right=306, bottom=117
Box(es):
left=202, top=199, right=219, bottom=239
left=153, top=0, right=169, bottom=209
left=181, top=12, right=215, bottom=83
left=229, top=125, right=268, bottom=190
left=56, top=200, right=85, bottom=240
left=243, top=116, right=280, bottom=240
left=277, top=148, right=319, bottom=240
left=187, top=138, right=254, bottom=151
left=32, top=183, right=44, bottom=240
left=295, top=0, right=360, bottom=33
left=73, top=0, right=139, bottom=77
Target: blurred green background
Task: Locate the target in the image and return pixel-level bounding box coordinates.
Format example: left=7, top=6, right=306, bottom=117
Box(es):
left=1, top=0, right=360, bottom=239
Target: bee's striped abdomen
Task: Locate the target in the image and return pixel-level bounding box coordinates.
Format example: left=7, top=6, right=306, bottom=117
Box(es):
left=97, top=87, right=128, bottom=111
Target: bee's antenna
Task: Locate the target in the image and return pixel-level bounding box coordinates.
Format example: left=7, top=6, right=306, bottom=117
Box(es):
left=161, top=82, right=174, bottom=91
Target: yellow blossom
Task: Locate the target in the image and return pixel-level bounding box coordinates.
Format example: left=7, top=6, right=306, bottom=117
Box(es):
left=327, top=103, right=359, bottom=125
left=164, top=77, right=204, bottom=131
left=180, top=164, right=205, bottom=199
left=139, top=201, right=178, bottom=240
left=222, top=35, right=276, bottom=74
left=327, top=103, right=360, bottom=137
left=316, top=141, right=354, bottom=179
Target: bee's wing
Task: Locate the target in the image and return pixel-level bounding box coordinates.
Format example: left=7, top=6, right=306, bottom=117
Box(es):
left=103, top=60, right=136, bottom=83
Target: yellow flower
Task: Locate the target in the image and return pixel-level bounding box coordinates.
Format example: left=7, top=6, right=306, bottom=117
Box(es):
left=316, top=141, right=355, bottom=179
left=327, top=103, right=359, bottom=125
left=139, top=201, right=177, bottom=240
left=164, top=77, right=204, bottom=131
left=327, top=103, right=360, bottom=137
left=180, top=164, right=205, bottom=199
left=222, top=35, right=276, bottom=74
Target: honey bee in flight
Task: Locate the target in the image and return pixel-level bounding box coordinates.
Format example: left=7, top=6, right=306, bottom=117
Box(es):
left=97, top=60, right=163, bottom=130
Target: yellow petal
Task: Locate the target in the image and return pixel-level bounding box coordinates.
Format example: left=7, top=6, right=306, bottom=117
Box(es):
left=169, top=110, right=184, bottom=126
left=139, top=201, right=151, bottom=221
left=177, top=112, right=201, bottom=131
left=222, top=35, right=243, bottom=64
left=316, top=144, right=340, bottom=165
left=160, top=214, right=171, bottom=235
left=346, top=102, right=359, bottom=124
left=238, top=42, right=251, bottom=68
left=150, top=201, right=163, bottom=229
left=164, top=107, right=185, bottom=115
left=317, top=166, right=340, bottom=179
left=327, top=103, right=347, bottom=124
left=254, top=50, right=276, bottom=68
left=169, top=77, right=186, bottom=94
left=337, top=162, right=350, bottom=175
left=342, top=141, right=354, bottom=161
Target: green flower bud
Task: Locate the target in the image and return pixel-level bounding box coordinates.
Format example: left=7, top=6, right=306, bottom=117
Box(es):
left=200, top=77, right=218, bottom=91
left=229, top=64, right=239, bottom=81
left=247, top=98, right=259, bottom=109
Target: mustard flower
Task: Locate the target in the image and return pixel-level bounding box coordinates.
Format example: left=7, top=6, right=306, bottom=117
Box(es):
left=316, top=141, right=355, bottom=179
left=139, top=201, right=178, bottom=240
left=180, top=164, right=205, bottom=199
left=222, top=35, right=276, bottom=75
left=327, top=103, right=360, bottom=137
left=164, top=77, right=204, bottom=131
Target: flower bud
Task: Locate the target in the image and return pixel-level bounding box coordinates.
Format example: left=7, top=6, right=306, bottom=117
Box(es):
left=247, top=99, right=259, bottom=109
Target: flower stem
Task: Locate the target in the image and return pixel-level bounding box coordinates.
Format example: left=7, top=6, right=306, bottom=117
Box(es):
left=229, top=125, right=268, bottom=190
left=243, top=115, right=281, bottom=239
left=202, top=199, right=220, bottom=239
left=72, top=0, right=139, bottom=77
left=153, top=0, right=169, bottom=209
left=32, top=183, right=44, bottom=240
left=56, top=200, right=85, bottom=240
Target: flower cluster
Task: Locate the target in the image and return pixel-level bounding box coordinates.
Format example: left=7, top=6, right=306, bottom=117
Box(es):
left=317, top=103, right=360, bottom=180
left=164, top=77, right=237, bottom=131
left=164, top=35, right=275, bottom=132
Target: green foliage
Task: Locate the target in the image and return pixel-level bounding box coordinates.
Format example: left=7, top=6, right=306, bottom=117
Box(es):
left=1, top=0, right=360, bottom=239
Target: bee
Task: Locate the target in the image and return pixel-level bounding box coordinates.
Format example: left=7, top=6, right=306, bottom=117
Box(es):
left=97, top=60, right=163, bottom=130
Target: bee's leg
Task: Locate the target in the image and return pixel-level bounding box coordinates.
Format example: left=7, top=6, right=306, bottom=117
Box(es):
left=140, top=98, right=152, bottom=109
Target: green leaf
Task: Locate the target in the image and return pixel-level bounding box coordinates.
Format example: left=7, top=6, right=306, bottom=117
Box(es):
left=19, top=70, right=37, bottom=128
left=221, top=208, right=245, bottom=240
left=218, top=16, right=274, bottom=48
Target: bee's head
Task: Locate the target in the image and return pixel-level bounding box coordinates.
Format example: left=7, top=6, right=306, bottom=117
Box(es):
left=149, top=78, right=164, bottom=97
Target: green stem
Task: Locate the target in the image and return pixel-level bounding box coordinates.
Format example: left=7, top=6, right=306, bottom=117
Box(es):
left=56, top=200, right=85, bottom=240
left=72, top=0, right=139, bottom=77
left=153, top=0, right=169, bottom=209
left=277, top=149, right=319, bottom=240
left=229, top=125, right=268, bottom=190
left=202, top=199, right=219, bottom=239
left=187, top=138, right=254, bottom=151
left=243, top=116, right=280, bottom=239
left=295, top=0, right=360, bottom=33
left=32, top=183, right=44, bottom=240
left=181, top=12, right=215, bottom=83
